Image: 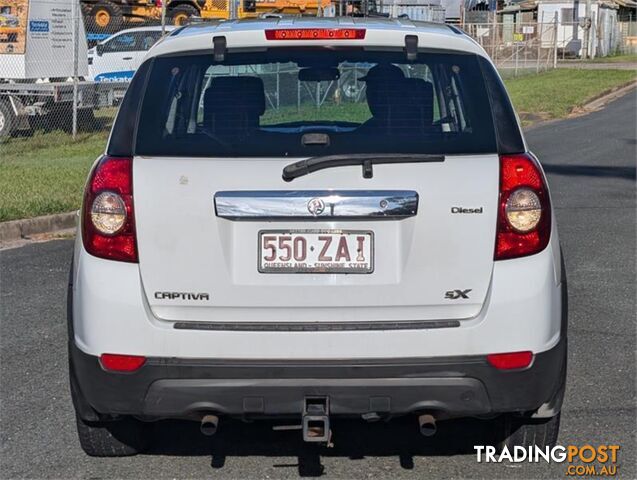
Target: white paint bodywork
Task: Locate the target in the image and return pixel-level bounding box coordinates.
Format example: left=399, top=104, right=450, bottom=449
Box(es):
left=134, top=155, right=499, bottom=322
left=72, top=229, right=562, bottom=359
left=72, top=18, right=562, bottom=361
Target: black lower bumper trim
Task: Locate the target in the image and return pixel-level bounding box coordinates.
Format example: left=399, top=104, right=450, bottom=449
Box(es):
left=70, top=337, right=566, bottom=420
left=144, top=377, right=491, bottom=416
left=173, top=319, right=461, bottom=331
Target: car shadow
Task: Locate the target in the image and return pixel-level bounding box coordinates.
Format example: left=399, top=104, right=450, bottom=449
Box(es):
left=145, top=416, right=497, bottom=476
left=542, top=163, right=636, bottom=180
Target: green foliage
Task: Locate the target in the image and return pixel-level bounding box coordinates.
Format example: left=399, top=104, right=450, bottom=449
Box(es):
left=261, top=102, right=371, bottom=124
left=0, top=131, right=107, bottom=222
left=504, top=68, right=636, bottom=121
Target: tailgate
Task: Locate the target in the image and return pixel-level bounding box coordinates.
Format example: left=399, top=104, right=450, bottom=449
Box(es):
left=134, top=154, right=499, bottom=324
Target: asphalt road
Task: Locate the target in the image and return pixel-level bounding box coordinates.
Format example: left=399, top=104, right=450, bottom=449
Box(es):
left=1, top=92, right=636, bottom=479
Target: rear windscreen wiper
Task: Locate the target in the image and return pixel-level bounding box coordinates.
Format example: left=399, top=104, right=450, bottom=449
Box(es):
left=282, top=153, right=445, bottom=182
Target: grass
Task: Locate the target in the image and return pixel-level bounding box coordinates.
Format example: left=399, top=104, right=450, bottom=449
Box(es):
left=262, top=102, right=371, bottom=124
left=498, top=67, right=546, bottom=80
left=1, top=68, right=635, bottom=222
left=0, top=131, right=107, bottom=222
left=504, top=68, right=636, bottom=123
left=587, top=53, right=637, bottom=64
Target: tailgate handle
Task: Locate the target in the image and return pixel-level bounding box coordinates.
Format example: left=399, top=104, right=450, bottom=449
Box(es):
left=214, top=190, right=418, bottom=220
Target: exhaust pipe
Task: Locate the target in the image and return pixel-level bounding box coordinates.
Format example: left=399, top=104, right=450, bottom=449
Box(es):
left=200, top=414, right=219, bottom=436
left=418, top=413, right=437, bottom=437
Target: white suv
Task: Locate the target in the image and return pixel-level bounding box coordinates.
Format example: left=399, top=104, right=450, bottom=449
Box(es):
left=87, top=26, right=175, bottom=82
left=69, top=18, right=567, bottom=456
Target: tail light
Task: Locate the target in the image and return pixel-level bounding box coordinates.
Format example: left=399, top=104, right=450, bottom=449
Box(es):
left=265, top=28, right=366, bottom=40
left=495, top=153, right=551, bottom=260
left=82, top=156, right=138, bottom=262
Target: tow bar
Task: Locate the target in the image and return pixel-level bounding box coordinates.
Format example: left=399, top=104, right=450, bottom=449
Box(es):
left=302, top=397, right=331, bottom=443
left=271, top=397, right=333, bottom=445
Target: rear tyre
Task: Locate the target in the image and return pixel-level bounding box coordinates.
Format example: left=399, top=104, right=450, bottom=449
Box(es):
left=88, top=1, right=123, bottom=33
left=496, top=412, right=561, bottom=451
left=76, top=414, right=150, bottom=457
left=169, top=4, right=198, bottom=26
left=0, top=100, right=16, bottom=142
left=78, top=108, right=98, bottom=132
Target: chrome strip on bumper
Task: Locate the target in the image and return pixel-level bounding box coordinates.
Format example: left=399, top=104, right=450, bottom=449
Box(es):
left=214, top=190, right=418, bottom=220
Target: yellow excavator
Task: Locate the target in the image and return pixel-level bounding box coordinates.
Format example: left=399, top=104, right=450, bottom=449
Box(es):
left=82, top=0, right=333, bottom=33
left=200, top=0, right=334, bottom=20
left=0, top=3, right=22, bottom=45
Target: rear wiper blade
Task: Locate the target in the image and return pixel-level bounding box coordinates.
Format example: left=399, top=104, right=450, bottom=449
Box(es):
left=282, top=153, right=445, bottom=182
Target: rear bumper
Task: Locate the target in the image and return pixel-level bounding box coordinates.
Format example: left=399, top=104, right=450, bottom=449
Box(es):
left=70, top=336, right=566, bottom=421
left=72, top=235, right=564, bottom=360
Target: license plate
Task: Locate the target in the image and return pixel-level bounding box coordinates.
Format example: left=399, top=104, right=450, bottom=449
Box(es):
left=259, top=230, right=374, bottom=274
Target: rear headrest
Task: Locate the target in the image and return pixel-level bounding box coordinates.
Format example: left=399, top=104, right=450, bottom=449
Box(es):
left=402, top=78, right=434, bottom=125
left=203, top=76, right=265, bottom=130
left=366, top=80, right=398, bottom=118
left=366, top=77, right=434, bottom=130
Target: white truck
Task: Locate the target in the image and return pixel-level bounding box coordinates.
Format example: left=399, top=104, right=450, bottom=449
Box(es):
left=0, top=0, right=128, bottom=140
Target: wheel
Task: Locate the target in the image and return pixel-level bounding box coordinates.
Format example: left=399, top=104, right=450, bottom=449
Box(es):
left=76, top=413, right=151, bottom=457
left=43, top=105, right=99, bottom=133
left=0, top=100, right=16, bottom=142
left=78, top=108, right=97, bottom=132
left=497, top=412, right=561, bottom=451
left=169, top=4, right=198, bottom=26
left=88, top=1, right=123, bottom=33
left=40, top=104, right=70, bottom=132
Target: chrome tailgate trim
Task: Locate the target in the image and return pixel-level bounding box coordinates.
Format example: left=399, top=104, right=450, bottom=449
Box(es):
left=214, top=190, right=418, bottom=220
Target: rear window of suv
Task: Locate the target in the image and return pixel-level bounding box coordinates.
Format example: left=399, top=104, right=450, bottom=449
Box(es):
left=135, top=49, right=497, bottom=157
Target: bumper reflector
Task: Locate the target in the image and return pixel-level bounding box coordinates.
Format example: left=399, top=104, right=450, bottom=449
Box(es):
left=100, top=353, right=146, bottom=372
left=486, top=351, right=533, bottom=370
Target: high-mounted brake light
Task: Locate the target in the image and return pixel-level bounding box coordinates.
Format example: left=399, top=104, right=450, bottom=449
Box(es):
left=495, top=153, right=551, bottom=260
left=100, top=353, right=146, bottom=372
left=487, top=351, right=533, bottom=370
left=82, top=156, right=138, bottom=263
left=265, top=28, right=366, bottom=41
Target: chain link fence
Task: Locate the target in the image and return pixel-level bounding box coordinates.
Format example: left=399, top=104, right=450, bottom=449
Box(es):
left=463, top=21, right=561, bottom=77
left=0, top=0, right=173, bottom=142
left=0, top=0, right=635, bottom=144
left=619, top=20, right=637, bottom=54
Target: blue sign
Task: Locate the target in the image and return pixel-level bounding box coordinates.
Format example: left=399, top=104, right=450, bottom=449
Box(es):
left=29, top=20, right=49, bottom=33
left=94, top=71, right=135, bottom=83
left=87, top=33, right=112, bottom=41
